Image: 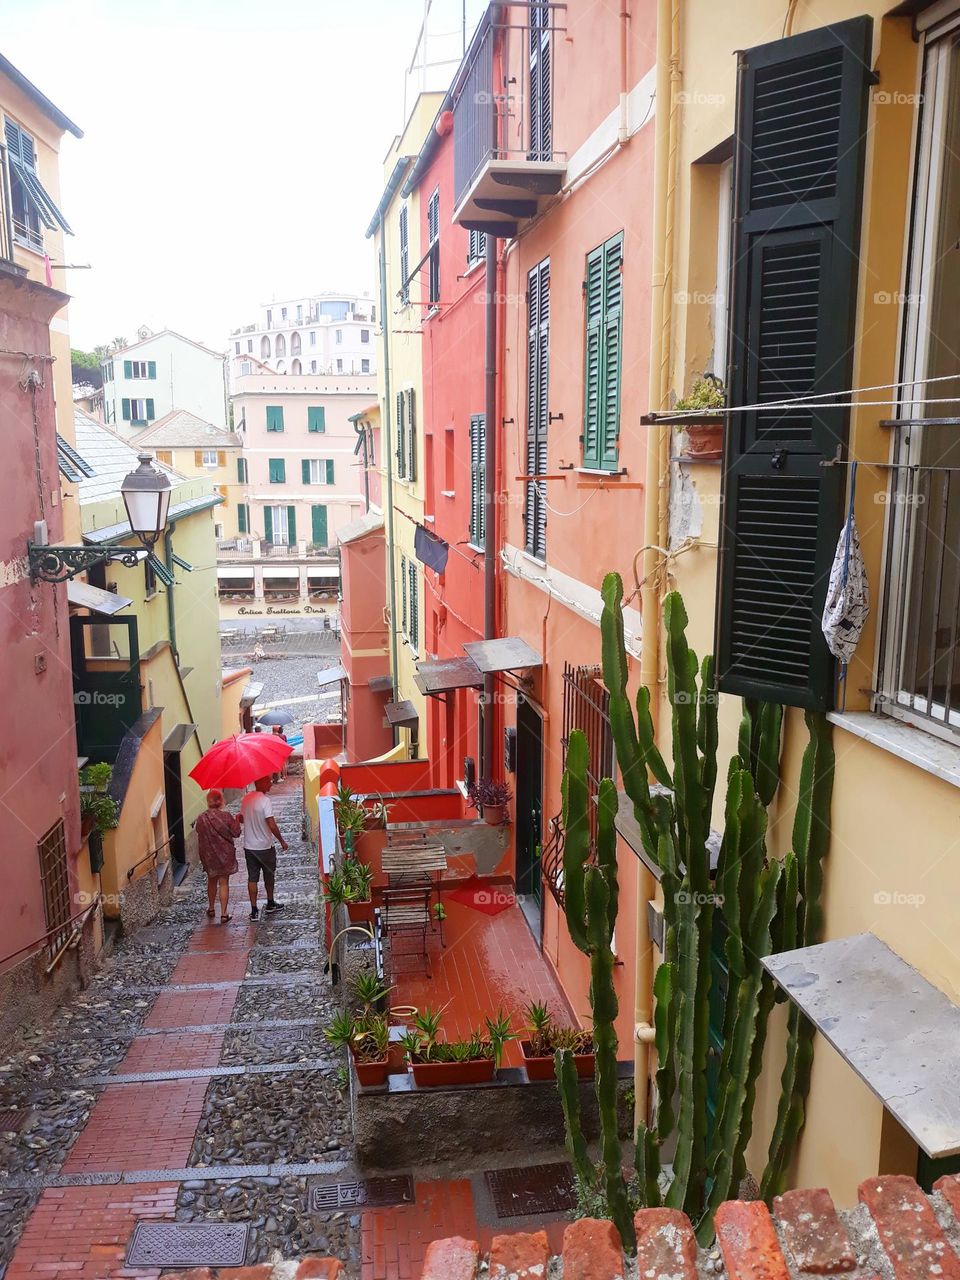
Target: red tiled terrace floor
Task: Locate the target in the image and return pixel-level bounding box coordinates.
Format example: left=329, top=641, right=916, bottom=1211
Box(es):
left=390, top=897, right=574, bottom=1069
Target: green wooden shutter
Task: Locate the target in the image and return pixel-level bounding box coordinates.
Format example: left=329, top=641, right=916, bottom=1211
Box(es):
left=582, top=245, right=603, bottom=466
left=469, top=414, right=486, bottom=548
left=600, top=233, right=622, bottom=468
left=400, top=554, right=408, bottom=634
left=524, top=258, right=550, bottom=559
left=326, top=458, right=335, bottom=485
left=264, top=506, right=273, bottom=543
left=123, top=360, right=132, bottom=378
left=122, top=398, right=131, bottom=421
left=395, top=391, right=406, bottom=479
left=237, top=457, right=245, bottom=482
left=409, top=560, right=419, bottom=650
left=238, top=503, right=248, bottom=534
left=308, top=406, right=325, bottom=432
left=302, top=459, right=311, bottom=484
left=147, top=360, right=156, bottom=379
left=716, top=15, right=873, bottom=709
left=311, top=504, right=328, bottom=546
left=406, top=389, right=417, bottom=481
left=266, top=406, right=284, bottom=432
left=287, top=506, right=296, bottom=543
left=269, top=458, right=285, bottom=483
left=146, top=399, right=155, bottom=421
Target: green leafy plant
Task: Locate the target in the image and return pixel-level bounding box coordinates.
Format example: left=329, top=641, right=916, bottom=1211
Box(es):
left=323, top=1008, right=356, bottom=1051
left=432, top=901, right=447, bottom=922
left=523, top=1001, right=591, bottom=1057
left=79, top=763, right=119, bottom=833
left=343, top=857, right=374, bottom=902
left=410, top=1006, right=445, bottom=1060
left=351, top=969, right=391, bottom=1014
left=322, top=868, right=359, bottom=910
left=484, top=1008, right=515, bottom=1069
left=673, top=372, right=726, bottom=412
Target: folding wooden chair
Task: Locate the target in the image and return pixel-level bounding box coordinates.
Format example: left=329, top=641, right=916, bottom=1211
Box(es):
left=382, top=884, right=432, bottom=975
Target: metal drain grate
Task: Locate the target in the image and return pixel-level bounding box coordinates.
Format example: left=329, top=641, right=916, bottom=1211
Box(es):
left=126, top=1222, right=249, bottom=1267
left=0, top=1108, right=30, bottom=1133
left=485, top=1163, right=577, bottom=1219
left=310, top=1175, right=415, bottom=1211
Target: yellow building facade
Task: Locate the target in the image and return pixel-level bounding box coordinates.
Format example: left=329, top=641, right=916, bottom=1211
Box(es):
left=133, top=410, right=244, bottom=538
left=642, top=0, right=960, bottom=1203
left=368, top=93, right=443, bottom=757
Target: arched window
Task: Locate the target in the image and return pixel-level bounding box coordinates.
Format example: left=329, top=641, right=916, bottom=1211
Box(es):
left=291, top=358, right=301, bottom=374
left=260, top=335, right=271, bottom=358
left=276, top=360, right=286, bottom=373
left=290, top=331, right=301, bottom=355
left=275, top=333, right=287, bottom=357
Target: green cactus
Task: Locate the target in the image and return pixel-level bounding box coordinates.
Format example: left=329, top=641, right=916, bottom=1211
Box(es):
left=635, top=1122, right=662, bottom=1208
left=558, top=728, right=635, bottom=1252
left=555, top=1044, right=594, bottom=1189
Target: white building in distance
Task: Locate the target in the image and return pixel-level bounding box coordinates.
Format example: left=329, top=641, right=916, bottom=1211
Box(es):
left=228, top=292, right=377, bottom=390
left=101, top=329, right=228, bottom=431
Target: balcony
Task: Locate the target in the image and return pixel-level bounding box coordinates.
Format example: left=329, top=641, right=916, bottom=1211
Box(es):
left=451, top=4, right=566, bottom=237
left=216, top=537, right=335, bottom=561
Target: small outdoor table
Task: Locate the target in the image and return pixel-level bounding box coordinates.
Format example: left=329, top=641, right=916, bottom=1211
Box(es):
left=382, top=840, right=448, bottom=945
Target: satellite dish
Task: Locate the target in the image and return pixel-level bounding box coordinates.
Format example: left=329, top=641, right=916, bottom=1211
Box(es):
left=137, top=325, right=153, bottom=340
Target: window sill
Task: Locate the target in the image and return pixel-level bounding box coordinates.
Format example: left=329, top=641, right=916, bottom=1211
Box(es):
left=827, top=711, right=960, bottom=790
left=574, top=466, right=627, bottom=478
left=440, top=490, right=455, bottom=499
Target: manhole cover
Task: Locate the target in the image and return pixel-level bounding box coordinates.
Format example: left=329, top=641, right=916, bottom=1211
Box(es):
left=485, top=1163, right=577, bottom=1218
left=137, top=926, right=180, bottom=945
left=0, top=1108, right=30, bottom=1133
left=310, top=1175, right=415, bottom=1211
left=126, top=1222, right=249, bottom=1267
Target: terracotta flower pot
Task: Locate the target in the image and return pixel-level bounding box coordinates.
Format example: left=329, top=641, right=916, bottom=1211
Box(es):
left=352, top=1052, right=390, bottom=1088
left=681, top=420, right=724, bottom=461
left=520, top=1039, right=595, bottom=1081
left=410, top=1058, right=496, bottom=1087
left=482, top=804, right=505, bottom=826
left=346, top=898, right=374, bottom=924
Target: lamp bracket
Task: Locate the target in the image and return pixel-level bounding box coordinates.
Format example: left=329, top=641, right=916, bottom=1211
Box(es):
left=27, top=543, right=146, bottom=584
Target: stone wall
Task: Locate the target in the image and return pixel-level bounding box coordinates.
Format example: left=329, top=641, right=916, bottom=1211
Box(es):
left=0, top=916, right=98, bottom=1050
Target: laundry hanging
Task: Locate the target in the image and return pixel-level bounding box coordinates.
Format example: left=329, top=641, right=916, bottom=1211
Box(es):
left=821, top=462, right=870, bottom=669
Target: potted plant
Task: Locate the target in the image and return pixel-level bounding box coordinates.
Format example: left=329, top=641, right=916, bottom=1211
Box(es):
left=468, top=778, right=513, bottom=826
left=351, top=968, right=391, bottom=1016
left=673, top=373, right=725, bottom=460
left=324, top=1008, right=391, bottom=1088
left=402, top=1008, right=514, bottom=1086
left=343, top=857, right=375, bottom=923
left=519, top=1000, right=595, bottom=1081
left=79, top=763, right=119, bottom=841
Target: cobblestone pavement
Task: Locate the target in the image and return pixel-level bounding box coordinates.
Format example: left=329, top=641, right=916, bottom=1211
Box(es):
left=0, top=781, right=361, bottom=1278
left=221, top=649, right=344, bottom=733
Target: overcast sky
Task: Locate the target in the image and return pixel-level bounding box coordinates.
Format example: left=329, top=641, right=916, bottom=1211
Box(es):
left=1, top=0, right=485, bottom=351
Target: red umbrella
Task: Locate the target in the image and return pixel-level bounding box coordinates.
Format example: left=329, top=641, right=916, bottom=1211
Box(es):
left=189, top=733, right=293, bottom=790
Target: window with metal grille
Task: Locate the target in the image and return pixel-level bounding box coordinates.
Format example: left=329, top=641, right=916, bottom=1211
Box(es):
left=560, top=662, right=614, bottom=831
left=38, top=820, right=71, bottom=961
left=427, top=188, right=440, bottom=305
left=469, top=414, right=486, bottom=548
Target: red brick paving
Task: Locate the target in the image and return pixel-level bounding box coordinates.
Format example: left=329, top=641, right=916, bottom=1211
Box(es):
left=393, top=900, right=574, bottom=1069
left=3, top=1182, right=178, bottom=1280
left=171, top=951, right=250, bottom=984
left=117, top=1031, right=226, bottom=1074
left=143, top=985, right=240, bottom=1030
left=63, top=1078, right=210, bottom=1172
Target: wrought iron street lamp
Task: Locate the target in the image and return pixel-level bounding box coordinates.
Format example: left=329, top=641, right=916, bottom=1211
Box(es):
left=29, top=452, right=173, bottom=584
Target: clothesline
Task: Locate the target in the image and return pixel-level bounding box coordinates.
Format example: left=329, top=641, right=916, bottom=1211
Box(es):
left=662, top=370, right=960, bottom=418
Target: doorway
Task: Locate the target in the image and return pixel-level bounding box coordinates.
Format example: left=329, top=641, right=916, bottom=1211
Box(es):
left=163, top=750, right=186, bottom=881
left=515, top=697, right=544, bottom=942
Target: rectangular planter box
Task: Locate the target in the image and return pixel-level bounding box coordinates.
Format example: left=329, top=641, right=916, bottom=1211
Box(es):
left=410, top=1059, right=495, bottom=1087
left=520, top=1041, right=595, bottom=1081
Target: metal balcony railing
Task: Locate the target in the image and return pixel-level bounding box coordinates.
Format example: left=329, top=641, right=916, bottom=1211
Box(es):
left=452, top=3, right=563, bottom=210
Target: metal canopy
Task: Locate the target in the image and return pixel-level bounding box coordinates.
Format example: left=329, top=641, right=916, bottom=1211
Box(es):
left=66, top=580, right=133, bottom=616
left=368, top=674, right=394, bottom=693
left=463, top=636, right=543, bottom=673
left=415, top=655, right=484, bottom=696
left=384, top=699, right=419, bottom=728
left=317, top=665, right=348, bottom=689
left=763, top=933, right=960, bottom=1158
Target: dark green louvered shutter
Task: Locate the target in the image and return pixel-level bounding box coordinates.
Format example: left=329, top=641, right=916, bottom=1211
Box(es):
left=311, top=504, right=328, bottom=546
left=469, top=414, right=486, bottom=548
left=716, top=15, right=873, bottom=709
left=269, top=458, right=285, bottom=483
left=302, top=459, right=311, bottom=484
left=582, top=234, right=622, bottom=470
left=237, top=457, right=246, bottom=482
left=399, top=204, right=410, bottom=305
left=395, top=391, right=406, bottom=479
left=524, top=258, right=550, bottom=559
left=287, top=506, right=296, bottom=543
left=266, top=406, right=284, bottom=432
left=122, top=398, right=131, bottom=421
left=529, top=2, right=551, bottom=161
left=406, top=389, right=417, bottom=481
left=264, top=506, right=273, bottom=543
left=308, top=406, right=325, bottom=432
left=582, top=245, right=603, bottom=466
left=408, top=560, right=419, bottom=650
left=147, top=361, right=156, bottom=379
left=400, top=554, right=408, bottom=634
left=238, top=504, right=248, bottom=534
left=146, top=399, right=155, bottom=421
left=326, top=459, right=335, bottom=485
left=124, top=360, right=132, bottom=378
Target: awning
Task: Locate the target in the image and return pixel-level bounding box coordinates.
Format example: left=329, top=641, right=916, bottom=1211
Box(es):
left=415, top=656, right=484, bottom=697
left=57, top=434, right=94, bottom=483
left=317, top=665, right=348, bottom=689
left=66, top=580, right=132, bottom=616
left=163, top=723, right=198, bottom=753
left=463, top=637, right=543, bottom=673
left=306, top=565, right=341, bottom=579
left=384, top=699, right=419, bottom=728
left=217, top=566, right=255, bottom=579
left=368, top=674, right=394, bottom=693
left=763, top=933, right=960, bottom=1158
left=262, top=566, right=301, bottom=579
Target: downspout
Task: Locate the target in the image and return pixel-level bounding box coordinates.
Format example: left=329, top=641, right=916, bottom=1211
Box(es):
left=353, top=420, right=371, bottom=513
left=482, top=233, right=498, bottom=779
left=634, top=0, right=680, bottom=1129
left=618, top=3, right=631, bottom=144
left=378, top=215, right=401, bottom=702
left=164, top=518, right=179, bottom=665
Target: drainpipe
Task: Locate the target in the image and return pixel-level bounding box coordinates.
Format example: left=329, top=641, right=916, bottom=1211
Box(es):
left=634, top=0, right=680, bottom=1131
left=482, top=233, right=498, bottom=779
left=618, top=3, right=631, bottom=144
left=377, top=215, right=401, bottom=702
left=353, top=420, right=371, bottom=513
left=164, top=518, right=179, bottom=665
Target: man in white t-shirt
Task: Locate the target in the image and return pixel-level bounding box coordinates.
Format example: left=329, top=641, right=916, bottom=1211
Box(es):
left=240, top=776, right=289, bottom=920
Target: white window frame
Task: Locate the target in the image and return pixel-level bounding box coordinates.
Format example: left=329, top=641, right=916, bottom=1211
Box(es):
left=130, top=360, right=151, bottom=379
left=307, top=459, right=330, bottom=485
left=201, top=449, right=219, bottom=467
left=268, top=504, right=289, bottom=544
left=130, top=398, right=149, bottom=422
